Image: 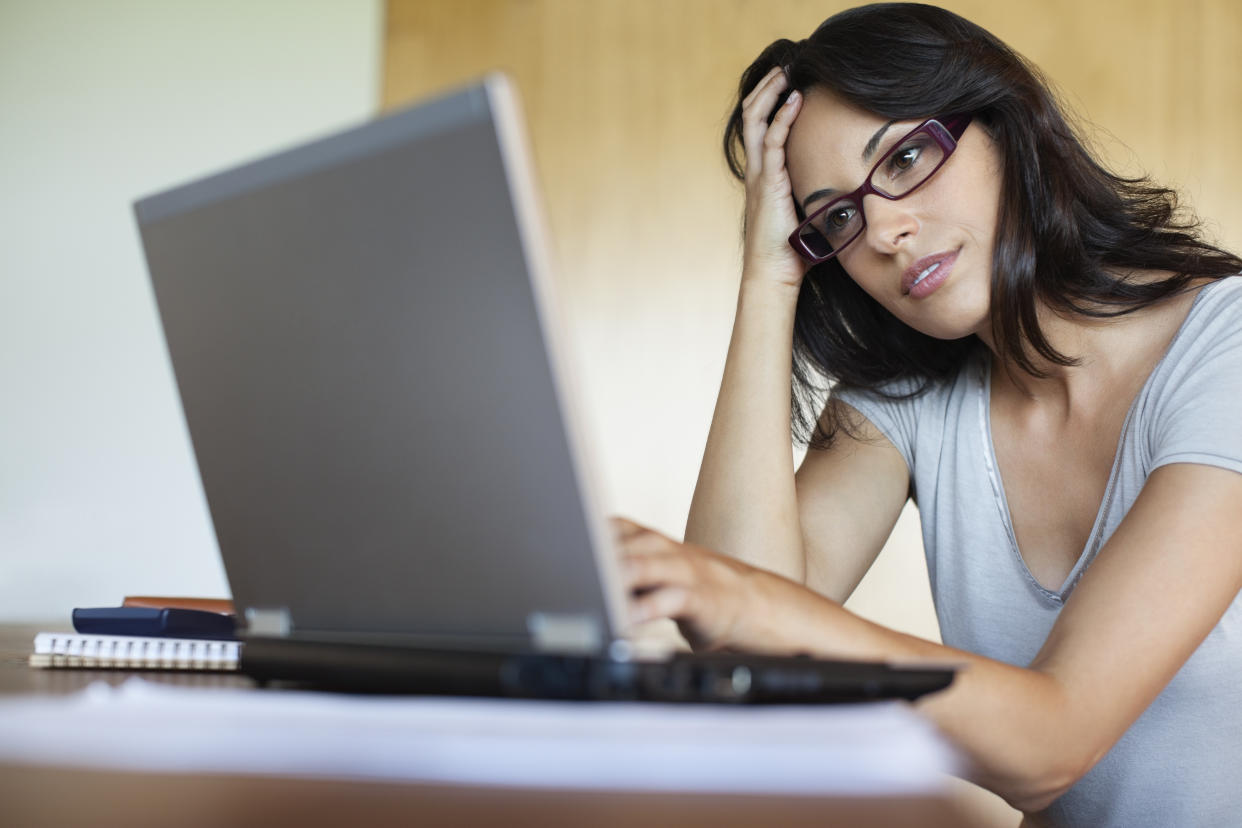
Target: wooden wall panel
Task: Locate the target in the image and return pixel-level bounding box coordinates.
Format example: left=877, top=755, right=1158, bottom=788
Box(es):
left=381, top=1, right=1241, bottom=648
left=382, top=0, right=834, bottom=544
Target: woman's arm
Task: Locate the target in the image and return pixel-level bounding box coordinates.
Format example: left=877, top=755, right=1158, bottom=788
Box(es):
left=685, top=277, right=804, bottom=579
left=793, top=402, right=911, bottom=602
left=620, top=462, right=1242, bottom=813
left=686, top=69, right=908, bottom=592
left=684, top=67, right=807, bottom=578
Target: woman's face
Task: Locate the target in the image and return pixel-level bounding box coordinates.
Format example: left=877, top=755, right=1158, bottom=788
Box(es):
left=784, top=87, right=1003, bottom=342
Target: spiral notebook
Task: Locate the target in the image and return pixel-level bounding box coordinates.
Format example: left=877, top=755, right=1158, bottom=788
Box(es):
left=29, top=632, right=241, bottom=672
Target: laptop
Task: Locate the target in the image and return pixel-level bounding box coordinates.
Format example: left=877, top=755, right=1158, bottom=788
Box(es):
left=134, top=75, right=953, bottom=703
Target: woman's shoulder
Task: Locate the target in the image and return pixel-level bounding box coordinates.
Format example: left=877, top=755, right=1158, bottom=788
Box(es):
left=827, top=351, right=984, bottom=477
left=1165, top=274, right=1242, bottom=357
left=1138, top=274, right=1242, bottom=471
left=1188, top=271, right=1242, bottom=304
left=1125, top=275, right=1242, bottom=404
left=829, top=350, right=983, bottom=456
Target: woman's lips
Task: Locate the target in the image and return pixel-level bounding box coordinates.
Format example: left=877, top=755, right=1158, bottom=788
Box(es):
left=902, top=249, right=959, bottom=298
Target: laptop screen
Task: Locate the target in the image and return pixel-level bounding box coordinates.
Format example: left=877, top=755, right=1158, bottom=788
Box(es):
left=135, top=77, right=625, bottom=653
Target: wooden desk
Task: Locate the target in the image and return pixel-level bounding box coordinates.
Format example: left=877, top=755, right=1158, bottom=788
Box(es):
left=0, top=625, right=989, bottom=828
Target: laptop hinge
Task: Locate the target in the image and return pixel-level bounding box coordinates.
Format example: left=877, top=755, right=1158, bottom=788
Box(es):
left=527, top=612, right=603, bottom=654
left=245, top=607, right=293, bottom=638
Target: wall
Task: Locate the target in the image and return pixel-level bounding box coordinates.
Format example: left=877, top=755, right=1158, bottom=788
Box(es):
left=4, top=1, right=1236, bottom=635
left=380, top=0, right=1242, bottom=646
left=0, top=0, right=383, bottom=620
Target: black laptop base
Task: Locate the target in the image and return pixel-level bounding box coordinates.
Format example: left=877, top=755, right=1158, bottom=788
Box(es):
left=241, top=638, right=954, bottom=704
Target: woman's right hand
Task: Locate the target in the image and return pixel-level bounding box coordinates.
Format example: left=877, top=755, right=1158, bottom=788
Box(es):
left=740, top=66, right=808, bottom=289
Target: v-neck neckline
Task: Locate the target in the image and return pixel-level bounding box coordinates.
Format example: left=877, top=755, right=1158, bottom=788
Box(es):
left=974, top=282, right=1217, bottom=604
left=977, top=357, right=1132, bottom=603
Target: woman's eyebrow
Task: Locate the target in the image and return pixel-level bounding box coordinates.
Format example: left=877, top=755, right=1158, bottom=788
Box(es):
left=802, top=188, right=837, bottom=212
left=863, top=120, right=898, bottom=162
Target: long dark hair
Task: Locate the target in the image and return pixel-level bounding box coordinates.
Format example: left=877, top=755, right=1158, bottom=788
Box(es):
left=723, top=3, right=1242, bottom=448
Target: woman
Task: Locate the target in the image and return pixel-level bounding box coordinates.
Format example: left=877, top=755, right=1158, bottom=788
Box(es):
left=613, top=4, right=1242, bottom=826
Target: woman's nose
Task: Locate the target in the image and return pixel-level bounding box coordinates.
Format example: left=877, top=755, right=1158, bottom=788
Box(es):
left=860, top=193, right=919, bottom=253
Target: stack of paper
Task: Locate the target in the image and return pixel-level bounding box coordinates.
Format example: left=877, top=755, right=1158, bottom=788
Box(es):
left=0, top=678, right=960, bottom=795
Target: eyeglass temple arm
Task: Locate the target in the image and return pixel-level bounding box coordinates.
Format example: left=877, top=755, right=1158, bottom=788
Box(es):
left=939, top=113, right=973, bottom=140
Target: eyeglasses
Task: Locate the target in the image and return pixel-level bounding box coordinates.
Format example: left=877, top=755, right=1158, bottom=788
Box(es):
left=787, top=114, right=973, bottom=264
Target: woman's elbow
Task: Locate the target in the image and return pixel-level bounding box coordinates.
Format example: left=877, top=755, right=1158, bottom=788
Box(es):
left=999, top=745, right=1098, bottom=813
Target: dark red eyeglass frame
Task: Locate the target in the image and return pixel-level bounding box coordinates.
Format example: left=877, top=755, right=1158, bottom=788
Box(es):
left=787, top=113, right=974, bottom=265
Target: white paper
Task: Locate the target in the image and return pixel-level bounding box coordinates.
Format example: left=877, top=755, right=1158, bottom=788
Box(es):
left=0, top=678, right=960, bottom=795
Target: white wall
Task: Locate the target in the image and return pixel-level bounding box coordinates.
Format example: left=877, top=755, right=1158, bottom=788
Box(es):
left=0, top=1, right=383, bottom=621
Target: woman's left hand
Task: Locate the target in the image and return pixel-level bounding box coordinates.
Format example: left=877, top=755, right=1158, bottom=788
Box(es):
left=611, top=515, right=823, bottom=653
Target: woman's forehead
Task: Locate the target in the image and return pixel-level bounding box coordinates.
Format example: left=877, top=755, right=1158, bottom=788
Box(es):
left=785, top=88, right=918, bottom=200
left=787, top=89, right=904, bottom=169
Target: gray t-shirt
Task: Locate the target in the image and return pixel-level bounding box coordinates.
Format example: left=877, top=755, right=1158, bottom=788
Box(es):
left=834, top=276, right=1242, bottom=827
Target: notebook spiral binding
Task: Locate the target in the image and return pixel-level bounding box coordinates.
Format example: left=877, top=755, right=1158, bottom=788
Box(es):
left=30, top=632, right=241, bottom=671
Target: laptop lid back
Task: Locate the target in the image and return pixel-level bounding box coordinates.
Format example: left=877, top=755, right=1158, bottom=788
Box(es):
left=135, top=76, right=625, bottom=654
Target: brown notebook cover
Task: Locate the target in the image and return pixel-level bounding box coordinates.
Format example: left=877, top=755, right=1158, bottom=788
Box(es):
left=123, top=596, right=235, bottom=615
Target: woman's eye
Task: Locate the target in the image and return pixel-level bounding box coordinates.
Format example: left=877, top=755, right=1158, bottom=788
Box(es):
left=826, top=206, right=855, bottom=229
left=889, top=145, right=920, bottom=171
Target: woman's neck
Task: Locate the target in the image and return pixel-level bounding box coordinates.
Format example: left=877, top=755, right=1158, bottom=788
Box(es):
left=979, top=271, right=1201, bottom=417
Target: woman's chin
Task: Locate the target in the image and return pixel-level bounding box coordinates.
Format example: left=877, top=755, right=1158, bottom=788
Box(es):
left=908, top=317, right=988, bottom=342
left=902, top=298, right=991, bottom=342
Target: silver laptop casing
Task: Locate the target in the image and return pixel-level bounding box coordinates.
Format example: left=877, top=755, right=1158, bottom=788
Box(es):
left=135, top=76, right=627, bottom=654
